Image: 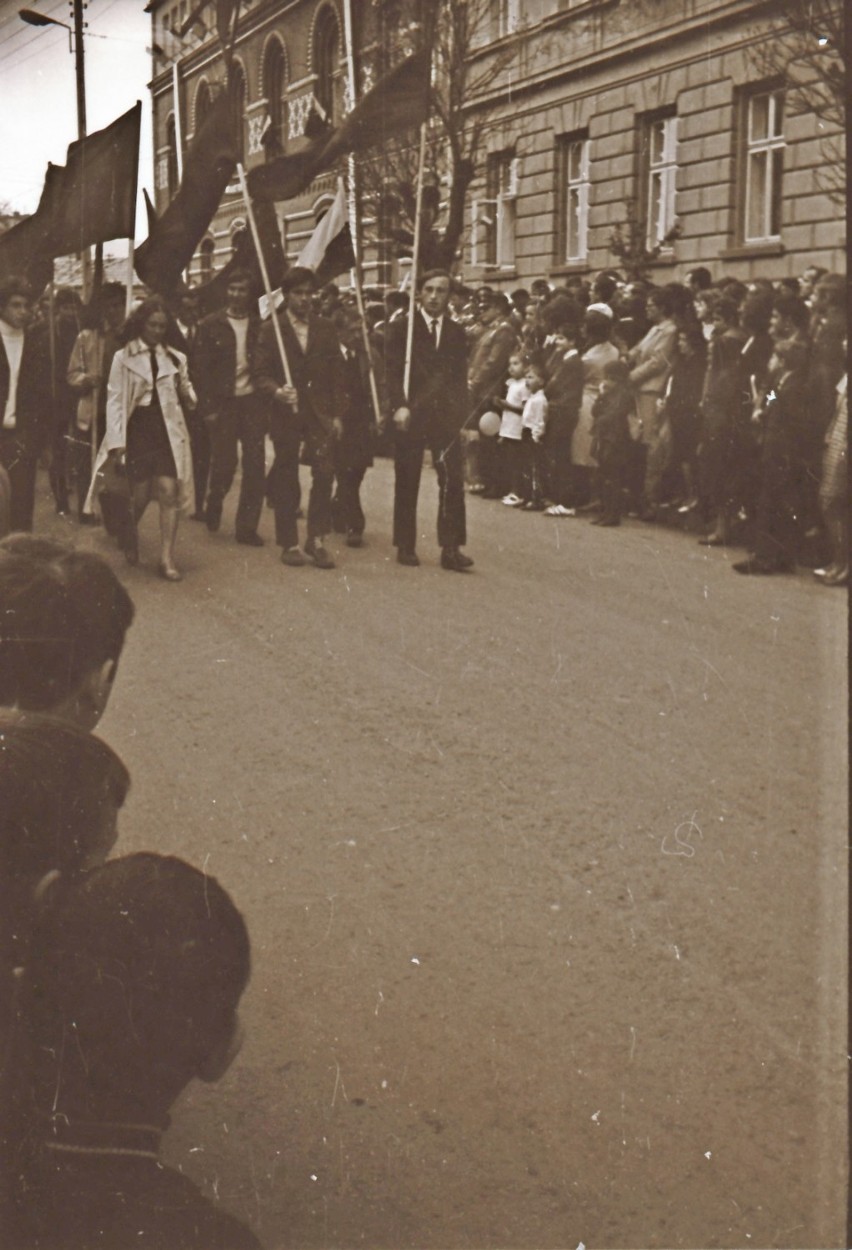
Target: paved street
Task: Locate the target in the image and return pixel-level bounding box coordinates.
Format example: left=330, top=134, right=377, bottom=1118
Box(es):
left=38, top=457, right=846, bottom=1250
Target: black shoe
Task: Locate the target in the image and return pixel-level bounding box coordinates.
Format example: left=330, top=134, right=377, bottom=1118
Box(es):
left=190, top=510, right=207, bottom=523
left=441, top=548, right=471, bottom=572
left=397, top=548, right=420, bottom=566
left=305, top=539, right=335, bottom=569
left=345, top=531, right=364, bottom=548
left=206, top=501, right=222, bottom=532
left=236, top=532, right=265, bottom=547
left=454, top=550, right=474, bottom=568
left=280, top=546, right=307, bottom=567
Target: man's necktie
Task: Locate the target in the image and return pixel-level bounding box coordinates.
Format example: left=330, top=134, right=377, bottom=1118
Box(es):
left=150, top=348, right=159, bottom=383
left=429, top=318, right=438, bottom=347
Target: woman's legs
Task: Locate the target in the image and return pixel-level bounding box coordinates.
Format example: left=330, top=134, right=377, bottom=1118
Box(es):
left=155, top=476, right=180, bottom=573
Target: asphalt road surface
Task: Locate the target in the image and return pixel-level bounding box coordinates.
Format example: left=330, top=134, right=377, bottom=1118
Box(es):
left=36, top=458, right=847, bottom=1250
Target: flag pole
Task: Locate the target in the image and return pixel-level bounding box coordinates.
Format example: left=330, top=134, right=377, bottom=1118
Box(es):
left=236, top=162, right=293, bottom=389
left=341, top=0, right=381, bottom=427
left=403, top=120, right=428, bottom=403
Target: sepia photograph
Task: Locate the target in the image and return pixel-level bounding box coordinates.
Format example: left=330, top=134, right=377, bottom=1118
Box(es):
left=0, top=1, right=847, bottom=1247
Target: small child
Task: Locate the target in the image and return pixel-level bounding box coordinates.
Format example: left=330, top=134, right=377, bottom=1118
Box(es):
left=590, top=359, right=633, bottom=526
left=498, top=352, right=529, bottom=506
left=543, top=323, right=583, bottom=516
left=520, top=359, right=549, bottom=510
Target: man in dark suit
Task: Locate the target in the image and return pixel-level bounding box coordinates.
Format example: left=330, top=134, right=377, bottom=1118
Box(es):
left=0, top=277, right=49, bottom=532
left=385, top=270, right=473, bottom=571
left=193, top=271, right=267, bottom=546
left=254, top=266, right=345, bottom=569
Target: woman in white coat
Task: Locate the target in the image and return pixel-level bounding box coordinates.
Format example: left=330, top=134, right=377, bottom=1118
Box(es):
left=87, top=297, right=195, bottom=581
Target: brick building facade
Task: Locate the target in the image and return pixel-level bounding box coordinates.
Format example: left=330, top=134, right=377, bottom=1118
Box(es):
left=148, top=0, right=844, bottom=290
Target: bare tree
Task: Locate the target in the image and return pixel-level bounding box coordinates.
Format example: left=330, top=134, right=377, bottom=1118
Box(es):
left=750, top=0, right=845, bottom=202
left=358, top=0, right=515, bottom=272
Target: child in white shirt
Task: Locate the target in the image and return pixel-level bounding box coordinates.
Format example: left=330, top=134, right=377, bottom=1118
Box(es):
left=520, top=360, right=549, bottom=510
left=499, top=352, right=529, bottom=505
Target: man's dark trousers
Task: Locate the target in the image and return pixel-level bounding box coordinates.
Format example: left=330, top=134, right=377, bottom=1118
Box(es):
left=0, top=434, right=37, bottom=532
left=271, top=421, right=333, bottom=549
left=393, top=431, right=466, bottom=553
left=206, top=395, right=266, bottom=538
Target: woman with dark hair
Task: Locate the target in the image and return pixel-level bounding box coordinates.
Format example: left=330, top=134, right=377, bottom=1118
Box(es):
left=86, top=297, right=196, bottom=580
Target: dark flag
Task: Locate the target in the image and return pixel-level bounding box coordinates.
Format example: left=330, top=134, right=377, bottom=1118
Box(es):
left=192, top=199, right=286, bottom=317
left=135, top=89, right=237, bottom=295
left=0, top=163, right=65, bottom=289
left=142, top=188, right=159, bottom=235
left=47, top=104, right=141, bottom=257
left=247, top=49, right=431, bottom=203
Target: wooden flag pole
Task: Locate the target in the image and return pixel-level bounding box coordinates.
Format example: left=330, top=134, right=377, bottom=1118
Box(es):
left=340, top=0, right=382, bottom=427
left=236, top=162, right=293, bottom=389
left=403, top=120, right=428, bottom=403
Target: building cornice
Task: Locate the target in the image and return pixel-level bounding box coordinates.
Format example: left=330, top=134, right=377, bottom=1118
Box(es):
left=464, top=0, right=782, bottom=113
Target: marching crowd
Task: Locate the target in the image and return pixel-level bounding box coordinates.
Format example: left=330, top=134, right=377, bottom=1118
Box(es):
left=0, top=256, right=846, bottom=584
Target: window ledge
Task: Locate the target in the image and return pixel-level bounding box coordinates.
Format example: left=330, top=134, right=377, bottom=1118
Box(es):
left=551, top=261, right=591, bottom=276
left=719, top=241, right=785, bottom=260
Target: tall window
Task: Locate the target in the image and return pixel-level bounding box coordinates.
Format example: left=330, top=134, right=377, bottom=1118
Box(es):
left=743, top=88, right=784, bottom=242
left=641, top=113, right=678, bottom=249
left=195, top=80, right=212, bottom=131
left=165, top=115, right=179, bottom=198
left=228, top=62, right=247, bottom=164
left=488, top=0, right=520, bottom=39
left=314, top=6, right=342, bottom=124
left=484, top=151, right=518, bottom=269
left=559, top=135, right=589, bottom=263
left=263, top=39, right=287, bottom=155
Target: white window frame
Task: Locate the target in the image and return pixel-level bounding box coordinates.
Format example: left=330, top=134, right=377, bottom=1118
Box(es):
left=744, top=88, right=785, bottom=243
left=645, top=114, right=678, bottom=250
left=563, top=137, right=589, bottom=263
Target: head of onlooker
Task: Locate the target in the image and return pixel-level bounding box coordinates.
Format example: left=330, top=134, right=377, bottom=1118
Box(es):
left=686, top=267, right=713, bottom=295
left=812, top=273, right=846, bottom=320
left=800, top=265, right=828, bottom=303
left=479, top=290, right=511, bottom=325
left=592, top=273, right=619, bottom=307
left=319, top=282, right=341, bottom=319
left=540, top=292, right=582, bottom=336
left=524, top=357, right=547, bottom=394
left=510, top=288, right=530, bottom=318
left=584, top=305, right=615, bottom=345
left=599, top=357, right=631, bottom=397
left=22, top=852, right=250, bottom=1124
left=775, top=276, right=801, bottom=299
left=53, top=288, right=83, bottom=331
left=119, top=294, right=171, bottom=348
left=529, top=278, right=553, bottom=305
left=384, top=290, right=408, bottom=321
left=716, top=277, right=748, bottom=310
left=0, top=277, right=32, bottom=332
left=710, top=296, right=740, bottom=336
left=663, top=283, right=698, bottom=329
left=675, top=322, right=707, bottom=362
left=645, top=287, right=675, bottom=326
left=694, top=288, right=719, bottom=327
left=417, top=269, right=452, bottom=320
left=0, top=713, right=129, bottom=886
left=769, top=336, right=809, bottom=383
left=549, top=321, right=580, bottom=358
left=0, top=535, right=134, bottom=730
left=769, top=293, right=810, bottom=342
left=506, top=350, right=526, bottom=382
left=741, top=290, right=773, bottom=337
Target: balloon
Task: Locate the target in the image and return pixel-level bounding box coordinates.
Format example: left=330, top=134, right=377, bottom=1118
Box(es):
left=478, top=410, right=501, bottom=437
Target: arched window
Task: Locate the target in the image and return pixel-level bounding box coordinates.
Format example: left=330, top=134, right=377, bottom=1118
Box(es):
left=228, top=62, right=247, bottom=164
left=314, top=6, right=342, bottom=124
left=195, top=80, right=212, bottom=131
left=166, top=115, right=179, bottom=198
left=263, top=39, right=287, bottom=156
left=199, top=237, right=214, bottom=283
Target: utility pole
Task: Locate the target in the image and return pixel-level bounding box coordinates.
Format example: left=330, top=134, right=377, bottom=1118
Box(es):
left=71, top=0, right=86, bottom=139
